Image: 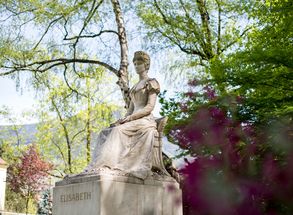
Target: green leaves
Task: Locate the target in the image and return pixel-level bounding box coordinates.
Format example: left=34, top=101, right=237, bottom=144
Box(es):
left=218, top=1, right=293, bottom=123
left=136, top=0, right=252, bottom=62
left=33, top=69, right=120, bottom=175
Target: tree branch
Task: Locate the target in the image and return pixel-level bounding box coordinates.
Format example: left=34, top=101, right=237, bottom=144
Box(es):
left=153, top=0, right=171, bottom=25
left=51, top=139, right=67, bottom=169
left=50, top=98, right=73, bottom=173
left=47, top=171, right=64, bottom=179
left=220, top=27, right=252, bottom=53
left=155, top=27, right=207, bottom=60
left=71, top=0, right=104, bottom=75
left=195, top=0, right=214, bottom=59
left=2, top=6, right=36, bottom=20
left=64, top=30, right=118, bottom=41
left=215, top=0, right=222, bottom=55
left=62, top=64, right=88, bottom=98
left=153, top=0, right=206, bottom=59
left=33, top=16, right=63, bottom=50
left=1, top=58, right=119, bottom=76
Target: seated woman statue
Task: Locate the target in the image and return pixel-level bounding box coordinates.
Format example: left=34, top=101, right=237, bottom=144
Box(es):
left=84, top=51, right=160, bottom=180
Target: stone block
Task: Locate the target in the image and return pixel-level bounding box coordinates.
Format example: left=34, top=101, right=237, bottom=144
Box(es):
left=53, top=174, right=182, bottom=215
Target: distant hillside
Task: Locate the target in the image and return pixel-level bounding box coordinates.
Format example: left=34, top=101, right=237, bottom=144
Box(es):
left=0, top=123, right=38, bottom=145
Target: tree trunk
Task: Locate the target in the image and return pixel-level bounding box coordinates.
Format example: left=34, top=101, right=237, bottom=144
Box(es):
left=196, top=0, right=214, bottom=59
left=25, top=190, right=30, bottom=215
left=111, top=0, right=130, bottom=109
left=86, top=78, right=91, bottom=164
left=51, top=99, right=72, bottom=173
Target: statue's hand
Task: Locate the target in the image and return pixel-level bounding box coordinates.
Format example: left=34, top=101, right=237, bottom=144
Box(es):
left=110, top=119, right=122, bottom=127
left=119, top=116, right=132, bottom=124
left=110, top=116, right=131, bottom=127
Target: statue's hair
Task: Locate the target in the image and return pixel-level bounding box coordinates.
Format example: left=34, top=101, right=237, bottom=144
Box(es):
left=133, top=51, right=150, bottom=70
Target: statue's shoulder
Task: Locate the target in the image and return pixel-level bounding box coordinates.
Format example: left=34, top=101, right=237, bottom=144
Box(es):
left=146, top=78, right=160, bottom=94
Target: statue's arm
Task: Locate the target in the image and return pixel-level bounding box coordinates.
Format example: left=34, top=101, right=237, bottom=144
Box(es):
left=120, top=92, right=156, bottom=123
left=125, top=100, right=134, bottom=117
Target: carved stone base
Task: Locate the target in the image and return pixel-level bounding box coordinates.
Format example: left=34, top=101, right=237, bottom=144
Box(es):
left=53, top=174, right=182, bottom=215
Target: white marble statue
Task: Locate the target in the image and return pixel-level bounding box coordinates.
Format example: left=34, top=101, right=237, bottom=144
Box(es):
left=84, top=51, right=161, bottom=179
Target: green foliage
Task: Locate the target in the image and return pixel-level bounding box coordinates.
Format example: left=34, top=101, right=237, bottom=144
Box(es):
left=34, top=67, right=121, bottom=176
left=136, top=0, right=253, bottom=62
left=0, top=108, right=38, bottom=213
left=216, top=0, right=293, bottom=123
left=5, top=186, right=37, bottom=214
left=153, top=3, right=293, bottom=213
left=0, top=0, right=123, bottom=96
left=0, top=106, right=31, bottom=163
left=37, top=189, right=52, bottom=215
left=0, top=0, right=125, bottom=176
left=158, top=0, right=292, bottom=128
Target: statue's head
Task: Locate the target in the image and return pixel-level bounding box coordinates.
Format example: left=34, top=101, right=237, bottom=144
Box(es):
left=133, top=51, right=150, bottom=71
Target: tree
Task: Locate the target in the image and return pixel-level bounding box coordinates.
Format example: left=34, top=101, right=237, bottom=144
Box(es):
left=0, top=107, right=38, bottom=212
left=0, top=106, right=30, bottom=150
left=157, top=1, right=293, bottom=214
left=0, top=0, right=131, bottom=177
left=218, top=0, right=293, bottom=124
left=0, top=0, right=130, bottom=107
left=7, top=145, right=53, bottom=214
left=5, top=186, right=35, bottom=214
left=34, top=69, right=118, bottom=176
left=160, top=80, right=293, bottom=214
left=136, top=0, right=252, bottom=81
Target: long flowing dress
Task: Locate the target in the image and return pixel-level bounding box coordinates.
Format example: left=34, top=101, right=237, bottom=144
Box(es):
left=84, top=78, right=160, bottom=179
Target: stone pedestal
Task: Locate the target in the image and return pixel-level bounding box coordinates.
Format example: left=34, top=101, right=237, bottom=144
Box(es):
left=53, top=174, right=182, bottom=215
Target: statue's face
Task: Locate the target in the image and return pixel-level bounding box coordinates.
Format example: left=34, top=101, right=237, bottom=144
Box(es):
left=134, top=60, right=146, bottom=74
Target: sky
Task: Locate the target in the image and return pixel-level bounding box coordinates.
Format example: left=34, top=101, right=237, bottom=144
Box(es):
left=0, top=77, right=38, bottom=125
